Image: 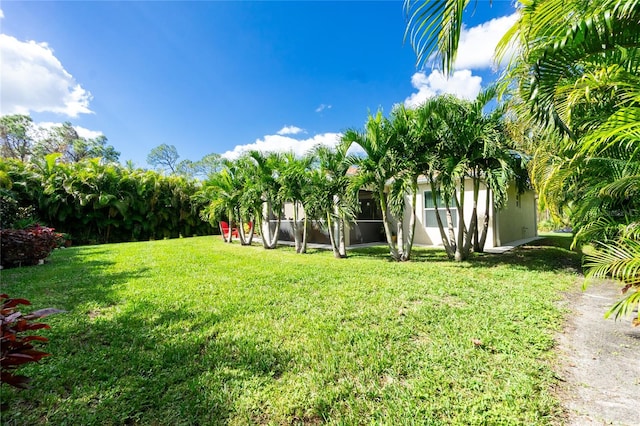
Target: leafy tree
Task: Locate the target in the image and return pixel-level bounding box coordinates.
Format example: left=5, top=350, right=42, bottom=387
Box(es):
left=176, top=160, right=197, bottom=178
left=195, top=153, right=222, bottom=178
left=29, top=122, right=119, bottom=164
left=147, top=144, right=180, bottom=173
left=69, top=135, right=120, bottom=163
left=176, top=153, right=222, bottom=179
left=584, top=228, right=640, bottom=325
left=499, top=1, right=640, bottom=232
left=1, top=116, right=118, bottom=164
left=0, top=115, right=35, bottom=161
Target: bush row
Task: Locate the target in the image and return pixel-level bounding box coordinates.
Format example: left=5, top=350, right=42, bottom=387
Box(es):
left=0, top=156, right=215, bottom=245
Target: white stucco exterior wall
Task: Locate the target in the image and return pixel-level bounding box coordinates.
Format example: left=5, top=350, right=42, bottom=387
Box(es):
left=405, top=178, right=535, bottom=249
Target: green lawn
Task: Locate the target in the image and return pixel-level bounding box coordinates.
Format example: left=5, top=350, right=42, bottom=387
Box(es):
left=1, top=235, right=580, bottom=425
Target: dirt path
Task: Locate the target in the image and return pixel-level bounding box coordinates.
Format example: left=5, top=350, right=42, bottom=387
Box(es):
left=556, top=280, right=640, bottom=425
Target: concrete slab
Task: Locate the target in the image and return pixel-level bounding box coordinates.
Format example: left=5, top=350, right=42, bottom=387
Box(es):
left=484, top=236, right=543, bottom=254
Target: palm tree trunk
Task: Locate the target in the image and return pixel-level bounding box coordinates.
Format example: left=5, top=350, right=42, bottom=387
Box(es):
left=338, top=217, right=347, bottom=258
left=261, top=200, right=280, bottom=249
left=225, top=210, right=234, bottom=243
left=430, top=176, right=454, bottom=259
left=472, top=174, right=481, bottom=252
left=238, top=214, right=246, bottom=243
left=293, top=200, right=301, bottom=253
left=267, top=206, right=282, bottom=249
left=464, top=174, right=479, bottom=254
left=478, top=187, right=490, bottom=252
left=301, top=213, right=308, bottom=254
left=379, top=188, right=400, bottom=261
left=455, top=181, right=466, bottom=261
left=247, top=218, right=255, bottom=245
left=261, top=200, right=271, bottom=249
left=402, top=177, right=418, bottom=261
left=445, top=206, right=457, bottom=254
left=238, top=211, right=254, bottom=246
left=326, top=212, right=341, bottom=258
left=396, top=217, right=405, bottom=259
left=267, top=218, right=281, bottom=249
left=241, top=216, right=255, bottom=245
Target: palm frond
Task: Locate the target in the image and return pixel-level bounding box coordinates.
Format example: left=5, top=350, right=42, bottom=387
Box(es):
left=403, top=0, right=470, bottom=75
left=584, top=236, right=640, bottom=320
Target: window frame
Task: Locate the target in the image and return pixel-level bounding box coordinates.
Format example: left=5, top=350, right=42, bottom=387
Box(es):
left=423, top=190, right=458, bottom=228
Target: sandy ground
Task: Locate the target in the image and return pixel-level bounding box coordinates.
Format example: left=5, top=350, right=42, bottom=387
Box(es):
left=556, top=280, right=640, bottom=425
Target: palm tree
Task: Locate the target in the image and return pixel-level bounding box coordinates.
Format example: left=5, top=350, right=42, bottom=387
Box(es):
left=308, top=144, right=358, bottom=258
left=415, top=90, right=519, bottom=261
left=498, top=0, right=640, bottom=136
left=343, top=110, right=405, bottom=261
left=234, top=155, right=261, bottom=246
left=498, top=1, right=640, bottom=226
left=199, top=160, right=243, bottom=243
left=386, top=105, right=424, bottom=261
left=278, top=152, right=314, bottom=253
left=246, top=151, right=284, bottom=249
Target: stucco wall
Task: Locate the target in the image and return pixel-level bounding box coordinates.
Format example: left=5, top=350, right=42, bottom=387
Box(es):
left=407, top=179, right=496, bottom=248
left=495, top=186, right=538, bottom=246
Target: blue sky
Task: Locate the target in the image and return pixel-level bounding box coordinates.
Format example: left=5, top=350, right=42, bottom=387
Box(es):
left=0, top=1, right=518, bottom=168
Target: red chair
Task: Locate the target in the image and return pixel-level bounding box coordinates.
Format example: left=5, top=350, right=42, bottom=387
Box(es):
left=219, top=221, right=239, bottom=239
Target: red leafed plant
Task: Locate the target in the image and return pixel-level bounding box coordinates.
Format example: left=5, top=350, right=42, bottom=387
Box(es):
left=1, top=294, right=64, bottom=389
left=0, top=225, right=64, bottom=268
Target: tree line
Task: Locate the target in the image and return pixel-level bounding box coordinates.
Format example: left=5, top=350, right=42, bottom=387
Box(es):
left=0, top=115, right=119, bottom=164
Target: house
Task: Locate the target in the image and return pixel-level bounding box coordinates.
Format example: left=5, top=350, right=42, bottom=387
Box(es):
left=409, top=177, right=538, bottom=249
left=278, top=178, right=538, bottom=250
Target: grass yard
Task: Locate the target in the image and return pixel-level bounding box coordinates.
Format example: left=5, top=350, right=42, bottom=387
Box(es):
left=0, top=235, right=580, bottom=425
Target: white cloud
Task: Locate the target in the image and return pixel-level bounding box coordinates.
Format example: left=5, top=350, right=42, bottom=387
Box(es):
left=35, top=121, right=103, bottom=140
left=455, top=13, right=518, bottom=70
left=0, top=9, right=4, bottom=19
left=315, top=104, right=332, bottom=113
left=222, top=132, right=343, bottom=160
left=276, top=125, right=305, bottom=135
left=404, top=69, right=482, bottom=108
left=0, top=34, right=93, bottom=117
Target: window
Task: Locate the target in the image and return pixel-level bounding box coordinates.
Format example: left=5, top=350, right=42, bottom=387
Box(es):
left=515, top=193, right=521, bottom=208
left=424, top=191, right=457, bottom=228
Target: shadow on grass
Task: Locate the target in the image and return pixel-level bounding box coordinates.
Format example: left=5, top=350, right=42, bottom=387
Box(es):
left=1, top=298, right=292, bottom=425
left=1, top=246, right=152, bottom=313
left=471, top=244, right=582, bottom=273
left=348, top=236, right=582, bottom=273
